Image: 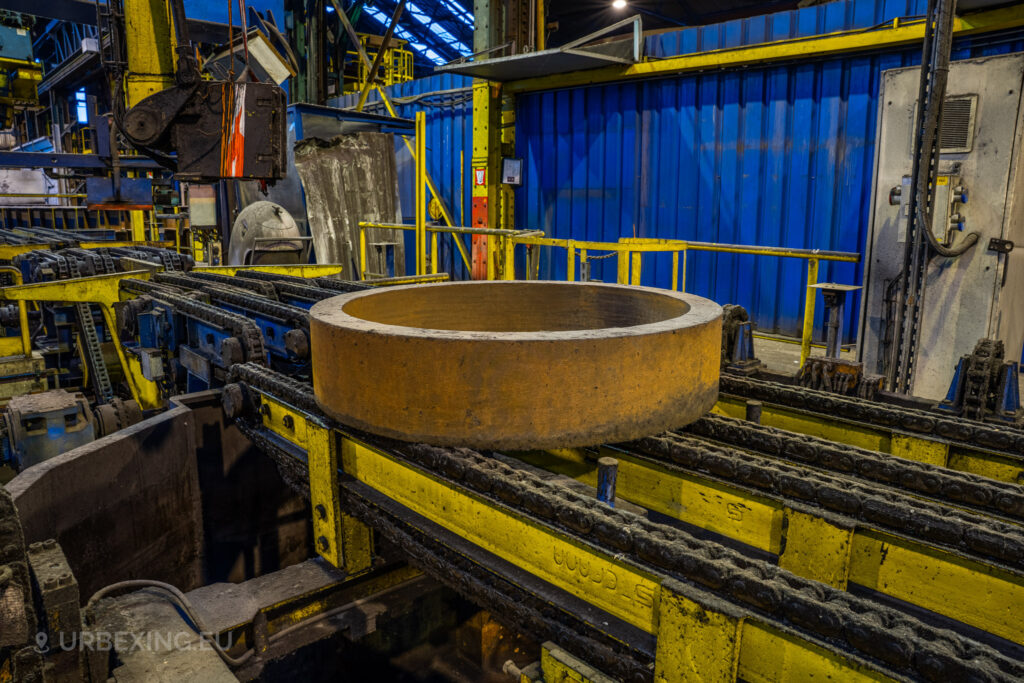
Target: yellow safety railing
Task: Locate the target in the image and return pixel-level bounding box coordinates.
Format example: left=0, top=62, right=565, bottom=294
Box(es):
left=509, top=235, right=859, bottom=366
left=357, top=221, right=541, bottom=281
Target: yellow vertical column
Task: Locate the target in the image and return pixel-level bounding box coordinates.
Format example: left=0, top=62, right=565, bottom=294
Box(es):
left=129, top=210, right=146, bottom=242
left=123, top=0, right=178, bottom=107
left=655, top=579, right=743, bottom=682
left=415, top=112, right=427, bottom=275
left=800, top=258, right=820, bottom=366
left=471, top=81, right=501, bottom=279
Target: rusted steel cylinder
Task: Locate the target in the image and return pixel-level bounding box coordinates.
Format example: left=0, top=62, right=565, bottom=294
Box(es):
left=310, top=281, right=722, bottom=449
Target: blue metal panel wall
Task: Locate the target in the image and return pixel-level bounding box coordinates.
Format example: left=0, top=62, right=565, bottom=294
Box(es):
left=516, top=2, right=1024, bottom=340
left=332, top=73, right=474, bottom=277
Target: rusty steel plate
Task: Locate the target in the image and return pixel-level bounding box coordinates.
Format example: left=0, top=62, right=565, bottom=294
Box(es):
left=309, top=281, right=722, bottom=449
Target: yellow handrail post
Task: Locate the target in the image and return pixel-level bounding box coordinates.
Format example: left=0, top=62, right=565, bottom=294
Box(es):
left=566, top=240, right=576, bottom=282
left=617, top=250, right=628, bottom=284
left=359, top=226, right=368, bottom=279
left=486, top=236, right=496, bottom=280
left=579, top=248, right=588, bottom=281
left=670, top=252, right=679, bottom=291
left=431, top=230, right=439, bottom=275
left=630, top=249, right=642, bottom=285
left=502, top=234, right=515, bottom=280
left=681, top=248, right=688, bottom=292
left=800, top=258, right=820, bottom=366
left=415, top=112, right=427, bottom=276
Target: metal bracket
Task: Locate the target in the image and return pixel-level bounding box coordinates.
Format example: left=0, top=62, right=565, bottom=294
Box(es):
left=988, top=238, right=1014, bottom=254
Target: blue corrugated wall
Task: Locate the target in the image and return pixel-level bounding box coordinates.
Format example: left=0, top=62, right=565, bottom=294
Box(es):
left=515, top=1, right=1024, bottom=340
left=333, top=74, right=474, bottom=278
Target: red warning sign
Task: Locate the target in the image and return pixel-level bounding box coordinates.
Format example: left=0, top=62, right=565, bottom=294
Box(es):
left=474, top=168, right=486, bottom=186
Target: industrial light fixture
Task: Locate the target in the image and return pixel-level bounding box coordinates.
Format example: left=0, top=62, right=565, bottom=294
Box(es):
left=612, top=0, right=627, bottom=8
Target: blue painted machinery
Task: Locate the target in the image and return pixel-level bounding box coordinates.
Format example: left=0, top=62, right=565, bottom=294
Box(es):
left=938, top=338, right=1022, bottom=424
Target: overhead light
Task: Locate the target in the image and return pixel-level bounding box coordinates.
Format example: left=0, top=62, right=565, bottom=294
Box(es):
left=612, top=0, right=627, bottom=8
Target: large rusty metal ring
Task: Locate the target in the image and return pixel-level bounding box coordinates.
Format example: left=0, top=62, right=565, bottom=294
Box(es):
left=310, top=281, right=722, bottom=449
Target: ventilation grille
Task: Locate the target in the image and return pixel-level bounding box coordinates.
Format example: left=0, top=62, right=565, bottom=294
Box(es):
left=939, top=96, right=976, bottom=153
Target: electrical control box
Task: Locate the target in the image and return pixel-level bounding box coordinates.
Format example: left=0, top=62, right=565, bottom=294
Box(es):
left=859, top=53, right=1024, bottom=400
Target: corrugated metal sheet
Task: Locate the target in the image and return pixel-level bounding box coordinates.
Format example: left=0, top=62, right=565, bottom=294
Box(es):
left=332, top=74, right=474, bottom=278
left=516, top=1, right=1024, bottom=340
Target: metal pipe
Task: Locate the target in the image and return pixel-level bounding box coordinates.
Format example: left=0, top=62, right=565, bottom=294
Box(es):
left=799, top=258, right=819, bottom=367
left=597, top=457, right=618, bottom=507
left=745, top=400, right=762, bottom=424
left=415, top=111, right=427, bottom=275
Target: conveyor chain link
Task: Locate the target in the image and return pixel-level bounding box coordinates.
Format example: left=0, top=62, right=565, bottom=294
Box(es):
left=228, top=363, right=320, bottom=415
left=630, top=431, right=1024, bottom=572
left=231, top=365, right=1024, bottom=683
left=722, top=375, right=1024, bottom=453
left=146, top=294, right=268, bottom=364
left=183, top=271, right=279, bottom=299
left=153, top=273, right=311, bottom=329
left=686, top=414, right=1024, bottom=522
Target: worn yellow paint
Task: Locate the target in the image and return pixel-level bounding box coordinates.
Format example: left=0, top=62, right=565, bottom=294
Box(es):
left=123, top=0, right=177, bottom=106
left=341, top=436, right=663, bottom=633
left=526, top=449, right=783, bottom=553
left=715, top=396, right=889, bottom=451
left=260, top=397, right=372, bottom=574
left=738, top=624, right=894, bottom=683
left=0, top=353, right=46, bottom=401
left=715, top=396, right=1024, bottom=484
left=778, top=508, right=852, bottom=589
left=948, top=449, right=1024, bottom=485
left=849, top=532, right=1024, bottom=646
left=517, top=447, right=1024, bottom=644
left=193, top=264, right=346, bottom=278
left=122, top=354, right=162, bottom=410
left=0, top=337, right=24, bottom=357
left=540, top=642, right=617, bottom=683
left=0, top=271, right=157, bottom=407
left=655, top=585, right=741, bottom=682
left=891, top=433, right=949, bottom=467
left=0, top=270, right=153, bottom=307
left=610, top=454, right=783, bottom=554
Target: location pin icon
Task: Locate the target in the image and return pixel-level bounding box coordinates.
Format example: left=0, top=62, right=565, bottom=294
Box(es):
left=35, top=631, right=48, bottom=652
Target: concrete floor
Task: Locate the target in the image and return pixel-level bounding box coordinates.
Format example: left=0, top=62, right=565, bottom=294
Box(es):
left=752, top=335, right=858, bottom=376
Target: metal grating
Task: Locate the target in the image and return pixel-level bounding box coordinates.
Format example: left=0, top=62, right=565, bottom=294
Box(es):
left=939, top=96, right=976, bottom=153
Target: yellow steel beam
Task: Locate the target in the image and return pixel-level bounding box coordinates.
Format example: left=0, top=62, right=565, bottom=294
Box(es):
left=0, top=266, right=31, bottom=358
left=0, top=270, right=153, bottom=307
left=363, top=273, right=450, bottom=286
left=713, top=396, right=1024, bottom=483
left=0, top=270, right=160, bottom=407
left=259, top=395, right=373, bottom=573
left=516, top=447, right=1024, bottom=646
left=415, top=111, right=427, bottom=276
left=506, top=6, right=1024, bottom=94
left=123, top=0, right=178, bottom=107
left=192, top=264, right=346, bottom=278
